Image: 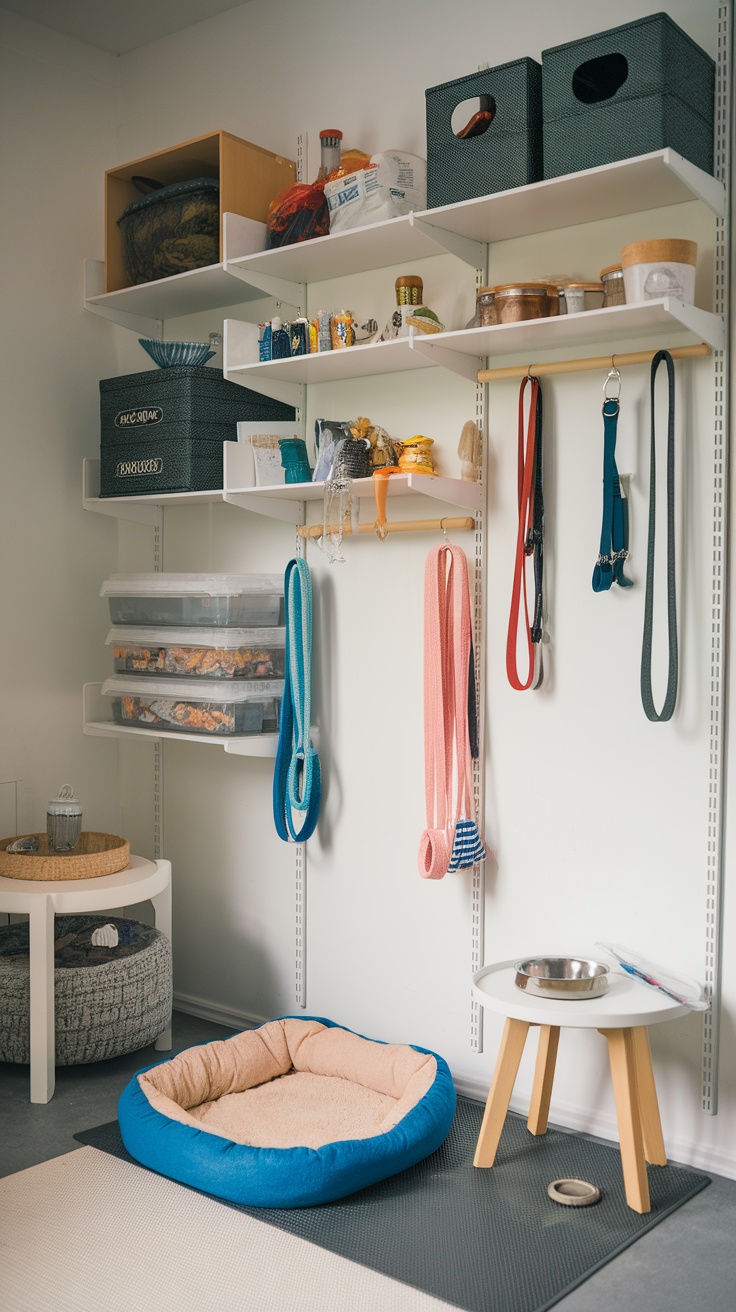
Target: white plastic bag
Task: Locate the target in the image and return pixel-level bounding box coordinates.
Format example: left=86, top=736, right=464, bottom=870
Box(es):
left=325, top=151, right=427, bottom=235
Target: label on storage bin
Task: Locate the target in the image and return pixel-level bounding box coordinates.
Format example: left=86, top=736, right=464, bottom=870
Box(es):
left=114, top=406, right=164, bottom=428
left=116, top=457, right=164, bottom=478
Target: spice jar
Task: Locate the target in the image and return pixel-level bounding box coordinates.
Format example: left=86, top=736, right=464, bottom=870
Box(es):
left=600, top=264, right=626, bottom=307
left=562, top=282, right=605, bottom=313
left=47, top=785, right=82, bottom=853
left=492, top=284, right=555, bottom=324
left=395, top=275, right=424, bottom=306
left=476, top=286, right=497, bottom=326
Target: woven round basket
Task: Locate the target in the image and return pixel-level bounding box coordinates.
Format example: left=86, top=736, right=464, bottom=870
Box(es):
left=0, top=833, right=130, bottom=882
left=0, top=914, right=172, bottom=1066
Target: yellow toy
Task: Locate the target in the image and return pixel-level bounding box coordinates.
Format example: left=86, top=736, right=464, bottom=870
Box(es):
left=398, top=435, right=436, bottom=476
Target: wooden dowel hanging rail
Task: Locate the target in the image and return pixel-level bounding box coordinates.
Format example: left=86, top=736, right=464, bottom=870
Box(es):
left=297, top=515, right=475, bottom=539
left=478, top=341, right=710, bottom=383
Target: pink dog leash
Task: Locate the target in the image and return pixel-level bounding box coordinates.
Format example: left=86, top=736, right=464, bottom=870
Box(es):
left=419, top=544, right=486, bottom=879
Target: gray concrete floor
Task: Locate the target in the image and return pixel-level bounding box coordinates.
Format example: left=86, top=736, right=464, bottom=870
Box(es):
left=1, top=1011, right=735, bottom=1310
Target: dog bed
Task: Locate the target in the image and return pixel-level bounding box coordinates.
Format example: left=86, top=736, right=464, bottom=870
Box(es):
left=118, top=1015, right=456, bottom=1207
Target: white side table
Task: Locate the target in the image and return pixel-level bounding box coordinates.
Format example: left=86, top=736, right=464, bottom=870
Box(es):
left=472, top=960, right=690, bottom=1213
left=0, top=856, right=172, bottom=1104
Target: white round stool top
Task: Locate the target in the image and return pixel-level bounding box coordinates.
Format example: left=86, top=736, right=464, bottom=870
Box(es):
left=473, top=959, right=690, bottom=1029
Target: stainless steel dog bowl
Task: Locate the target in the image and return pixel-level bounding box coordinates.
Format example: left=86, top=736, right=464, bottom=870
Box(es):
left=514, top=956, right=609, bottom=1000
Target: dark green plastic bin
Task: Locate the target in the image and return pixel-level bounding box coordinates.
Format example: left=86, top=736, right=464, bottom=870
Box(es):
left=99, top=367, right=295, bottom=496
left=542, top=12, right=715, bottom=180
left=425, top=58, right=543, bottom=208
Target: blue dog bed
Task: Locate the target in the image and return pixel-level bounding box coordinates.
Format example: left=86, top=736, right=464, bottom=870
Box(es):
left=118, top=1015, right=456, bottom=1208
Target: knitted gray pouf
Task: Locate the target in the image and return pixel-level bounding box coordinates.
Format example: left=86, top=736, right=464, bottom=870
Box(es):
left=0, top=914, right=172, bottom=1066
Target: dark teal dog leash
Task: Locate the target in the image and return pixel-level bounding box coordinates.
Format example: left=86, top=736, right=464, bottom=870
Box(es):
left=273, top=558, right=322, bottom=842
left=592, top=367, right=633, bottom=593
left=641, top=350, right=678, bottom=722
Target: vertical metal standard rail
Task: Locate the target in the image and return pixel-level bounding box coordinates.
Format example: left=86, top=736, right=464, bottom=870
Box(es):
left=702, top=0, right=732, bottom=1114
left=470, top=264, right=489, bottom=1053
left=294, top=509, right=307, bottom=1008
left=153, top=520, right=164, bottom=861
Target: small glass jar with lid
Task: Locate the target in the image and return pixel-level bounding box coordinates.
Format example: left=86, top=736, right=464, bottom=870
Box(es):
left=477, top=286, right=497, bottom=326
left=47, top=785, right=82, bottom=852
left=600, top=264, right=626, bottom=307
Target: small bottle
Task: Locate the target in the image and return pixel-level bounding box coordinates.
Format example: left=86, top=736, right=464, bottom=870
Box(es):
left=47, top=785, right=82, bottom=853
left=316, top=130, right=343, bottom=184
left=271, top=316, right=291, bottom=360
left=395, top=275, right=424, bottom=306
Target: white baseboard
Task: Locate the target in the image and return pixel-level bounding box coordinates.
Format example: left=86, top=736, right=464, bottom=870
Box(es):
left=173, top=991, right=267, bottom=1032
left=173, top=994, right=736, bottom=1183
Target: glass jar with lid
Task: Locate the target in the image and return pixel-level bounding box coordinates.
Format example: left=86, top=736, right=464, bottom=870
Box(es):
left=47, top=785, right=82, bottom=852
left=600, top=264, right=626, bottom=307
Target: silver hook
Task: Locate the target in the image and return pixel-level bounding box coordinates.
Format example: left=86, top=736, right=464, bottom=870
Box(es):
left=527, top=362, right=534, bottom=380
left=603, top=364, right=622, bottom=401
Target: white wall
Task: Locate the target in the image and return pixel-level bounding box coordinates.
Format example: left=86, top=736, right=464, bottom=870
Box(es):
left=3, top=0, right=733, bottom=1179
left=0, top=11, right=124, bottom=839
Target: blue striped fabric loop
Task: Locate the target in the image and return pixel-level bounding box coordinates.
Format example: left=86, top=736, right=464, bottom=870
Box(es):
left=273, top=559, right=321, bottom=843
left=447, top=818, right=486, bottom=872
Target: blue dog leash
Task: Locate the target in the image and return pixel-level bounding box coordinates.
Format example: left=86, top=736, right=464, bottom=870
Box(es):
left=273, top=558, right=321, bottom=843
left=592, top=367, right=633, bottom=593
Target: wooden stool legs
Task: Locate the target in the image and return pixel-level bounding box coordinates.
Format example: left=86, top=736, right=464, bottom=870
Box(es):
left=528, top=1025, right=560, bottom=1135
left=473, top=1018, right=530, bottom=1167
left=474, top=1021, right=666, bottom=1214
left=630, top=1026, right=667, bottom=1166
left=599, top=1026, right=668, bottom=1213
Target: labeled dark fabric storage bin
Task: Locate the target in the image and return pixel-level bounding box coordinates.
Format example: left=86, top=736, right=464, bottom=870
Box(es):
left=542, top=12, right=715, bottom=180
left=425, top=59, right=542, bottom=208
left=99, top=367, right=295, bottom=496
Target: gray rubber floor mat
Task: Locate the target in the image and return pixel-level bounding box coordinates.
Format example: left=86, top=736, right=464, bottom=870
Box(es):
left=76, top=1096, right=709, bottom=1312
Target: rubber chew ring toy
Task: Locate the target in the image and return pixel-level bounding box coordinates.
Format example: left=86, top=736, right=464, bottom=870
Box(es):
left=547, top=1178, right=601, bottom=1207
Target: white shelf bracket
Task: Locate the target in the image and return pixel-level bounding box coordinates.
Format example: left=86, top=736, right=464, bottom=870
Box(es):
left=83, top=260, right=163, bottom=339
left=224, top=263, right=306, bottom=313
left=223, top=490, right=304, bottom=523
left=409, top=336, right=482, bottom=382
left=410, top=215, right=486, bottom=269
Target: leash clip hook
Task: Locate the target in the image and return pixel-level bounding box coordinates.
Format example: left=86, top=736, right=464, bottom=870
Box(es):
left=603, top=364, right=622, bottom=403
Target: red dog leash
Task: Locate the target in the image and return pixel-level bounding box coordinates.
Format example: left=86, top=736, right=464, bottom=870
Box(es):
left=506, top=375, right=544, bottom=690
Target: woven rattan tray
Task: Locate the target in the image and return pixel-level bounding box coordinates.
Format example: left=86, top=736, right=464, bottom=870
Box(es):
left=0, top=833, right=130, bottom=882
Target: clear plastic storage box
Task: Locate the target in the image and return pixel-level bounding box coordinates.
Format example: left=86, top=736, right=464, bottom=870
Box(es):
left=101, top=676, right=284, bottom=737
left=100, top=573, right=285, bottom=628
left=106, top=626, right=286, bottom=680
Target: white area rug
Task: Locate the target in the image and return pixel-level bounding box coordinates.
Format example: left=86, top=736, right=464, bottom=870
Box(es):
left=0, top=1147, right=456, bottom=1312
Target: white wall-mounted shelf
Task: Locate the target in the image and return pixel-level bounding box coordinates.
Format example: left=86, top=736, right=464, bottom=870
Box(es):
left=83, top=214, right=282, bottom=338
left=419, top=148, right=725, bottom=246
left=223, top=318, right=481, bottom=404
left=223, top=297, right=723, bottom=404
left=428, top=297, right=726, bottom=359
left=82, top=683, right=279, bottom=757
left=82, top=452, right=481, bottom=526
left=83, top=150, right=723, bottom=336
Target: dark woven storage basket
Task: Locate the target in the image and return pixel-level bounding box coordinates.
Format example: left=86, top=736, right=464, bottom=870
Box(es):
left=426, top=58, right=542, bottom=208
left=118, top=177, right=220, bottom=286
left=0, top=915, right=172, bottom=1066
left=542, top=12, right=715, bottom=179
left=99, top=367, right=295, bottom=496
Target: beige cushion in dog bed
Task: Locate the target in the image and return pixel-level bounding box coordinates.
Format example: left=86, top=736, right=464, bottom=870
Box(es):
left=138, top=1017, right=437, bottom=1149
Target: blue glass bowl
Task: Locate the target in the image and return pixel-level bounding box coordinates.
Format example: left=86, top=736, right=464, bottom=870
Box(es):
left=139, top=339, right=216, bottom=368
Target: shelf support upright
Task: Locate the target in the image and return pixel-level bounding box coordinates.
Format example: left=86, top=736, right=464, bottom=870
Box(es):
left=470, top=251, right=489, bottom=1055
left=701, top=0, right=732, bottom=1115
